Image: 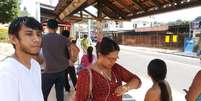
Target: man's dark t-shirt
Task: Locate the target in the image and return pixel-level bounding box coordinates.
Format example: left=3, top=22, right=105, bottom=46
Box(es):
left=42, top=33, right=70, bottom=73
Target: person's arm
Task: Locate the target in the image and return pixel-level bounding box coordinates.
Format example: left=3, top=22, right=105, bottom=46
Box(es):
left=114, top=63, right=141, bottom=96
left=65, top=40, right=74, bottom=66
left=70, top=46, right=75, bottom=62
left=76, top=70, right=90, bottom=101
left=0, top=73, right=18, bottom=101
left=80, top=39, right=84, bottom=49
left=186, top=70, right=201, bottom=101
left=68, top=44, right=74, bottom=66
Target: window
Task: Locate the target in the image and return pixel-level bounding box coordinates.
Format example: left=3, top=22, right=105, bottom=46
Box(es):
left=133, top=24, right=137, bottom=28
left=119, top=23, right=123, bottom=28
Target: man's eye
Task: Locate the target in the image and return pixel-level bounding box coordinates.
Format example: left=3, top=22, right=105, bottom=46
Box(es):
left=26, top=33, right=32, bottom=36
left=37, top=33, right=42, bottom=37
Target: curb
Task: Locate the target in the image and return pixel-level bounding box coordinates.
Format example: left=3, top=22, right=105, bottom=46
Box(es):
left=119, top=45, right=200, bottom=59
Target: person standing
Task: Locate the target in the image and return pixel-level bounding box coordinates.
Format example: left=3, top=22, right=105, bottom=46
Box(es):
left=80, top=46, right=96, bottom=68
left=185, top=70, right=201, bottom=101
left=61, top=30, right=78, bottom=92
left=0, top=16, right=44, bottom=101
left=70, top=39, right=80, bottom=64
left=76, top=37, right=141, bottom=101
left=144, top=59, right=172, bottom=101
left=42, top=19, right=70, bottom=101
left=81, top=34, right=90, bottom=54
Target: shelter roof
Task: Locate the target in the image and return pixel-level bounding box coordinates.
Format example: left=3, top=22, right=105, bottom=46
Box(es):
left=55, top=0, right=201, bottom=21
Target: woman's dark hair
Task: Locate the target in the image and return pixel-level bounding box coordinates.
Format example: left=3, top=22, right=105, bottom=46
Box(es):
left=47, top=19, right=58, bottom=29
left=148, top=59, right=169, bottom=101
left=87, top=46, right=93, bottom=63
left=61, top=30, right=70, bottom=38
left=72, top=40, right=77, bottom=44
left=98, top=37, right=120, bottom=55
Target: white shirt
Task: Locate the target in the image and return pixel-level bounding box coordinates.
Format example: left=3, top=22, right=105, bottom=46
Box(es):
left=0, top=57, right=44, bottom=101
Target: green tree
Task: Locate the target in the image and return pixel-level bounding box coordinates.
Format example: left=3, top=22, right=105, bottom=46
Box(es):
left=195, top=16, right=201, bottom=21
left=0, top=0, right=19, bottom=23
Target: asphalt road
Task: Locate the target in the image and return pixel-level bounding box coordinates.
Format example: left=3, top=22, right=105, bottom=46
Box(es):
left=117, top=47, right=201, bottom=101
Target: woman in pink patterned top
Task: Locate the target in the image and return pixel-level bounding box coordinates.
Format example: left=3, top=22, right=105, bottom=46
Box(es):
left=81, top=46, right=96, bottom=68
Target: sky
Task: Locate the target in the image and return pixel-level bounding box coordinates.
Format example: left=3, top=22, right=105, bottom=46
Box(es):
left=21, top=0, right=201, bottom=23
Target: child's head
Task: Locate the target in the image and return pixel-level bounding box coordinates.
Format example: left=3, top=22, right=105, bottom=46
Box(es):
left=61, top=30, right=70, bottom=38
left=148, top=59, right=167, bottom=82
left=87, top=46, right=93, bottom=55
left=72, top=40, right=77, bottom=44
left=83, top=34, right=88, bottom=38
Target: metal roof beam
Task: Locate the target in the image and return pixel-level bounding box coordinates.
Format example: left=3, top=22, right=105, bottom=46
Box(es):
left=102, top=0, right=127, bottom=19
left=115, top=0, right=134, bottom=12
left=59, top=0, right=87, bottom=20
left=97, top=0, right=103, bottom=20
left=94, top=5, right=115, bottom=19
left=128, top=0, right=201, bottom=19
left=151, top=0, right=162, bottom=8
left=131, top=0, right=147, bottom=12
left=83, top=9, right=97, bottom=19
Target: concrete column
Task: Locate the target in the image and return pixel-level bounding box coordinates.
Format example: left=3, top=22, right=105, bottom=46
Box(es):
left=96, top=20, right=103, bottom=42
left=88, top=19, right=91, bottom=38
left=35, top=2, right=41, bottom=22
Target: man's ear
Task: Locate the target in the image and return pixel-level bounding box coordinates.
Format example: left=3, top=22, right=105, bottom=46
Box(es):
left=9, top=35, right=17, bottom=45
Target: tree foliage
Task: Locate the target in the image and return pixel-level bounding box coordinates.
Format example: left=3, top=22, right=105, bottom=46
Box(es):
left=167, top=19, right=189, bottom=26
left=0, top=0, right=19, bottom=23
left=195, top=16, right=201, bottom=21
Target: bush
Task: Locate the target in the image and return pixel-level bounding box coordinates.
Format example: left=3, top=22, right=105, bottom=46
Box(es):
left=0, top=27, right=9, bottom=42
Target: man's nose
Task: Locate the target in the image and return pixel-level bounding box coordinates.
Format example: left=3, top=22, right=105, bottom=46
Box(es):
left=33, top=35, right=41, bottom=43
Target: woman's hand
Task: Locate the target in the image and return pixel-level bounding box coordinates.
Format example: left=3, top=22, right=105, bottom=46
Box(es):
left=69, top=60, right=74, bottom=66
left=114, top=85, right=129, bottom=96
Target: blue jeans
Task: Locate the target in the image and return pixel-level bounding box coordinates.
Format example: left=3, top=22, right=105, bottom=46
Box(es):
left=42, top=70, right=65, bottom=101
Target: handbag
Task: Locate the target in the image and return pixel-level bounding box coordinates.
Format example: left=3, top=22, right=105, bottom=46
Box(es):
left=87, top=68, right=93, bottom=101
left=66, top=68, right=93, bottom=101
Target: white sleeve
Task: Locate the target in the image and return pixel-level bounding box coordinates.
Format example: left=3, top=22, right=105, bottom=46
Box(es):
left=0, top=73, right=19, bottom=101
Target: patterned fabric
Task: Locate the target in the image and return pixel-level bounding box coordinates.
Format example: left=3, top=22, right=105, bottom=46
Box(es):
left=76, top=63, right=140, bottom=101
left=81, top=55, right=96, bottom=68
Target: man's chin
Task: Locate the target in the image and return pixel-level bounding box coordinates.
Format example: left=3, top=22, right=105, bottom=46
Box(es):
left=30, top=53, right=39, bottom=56
left=28, top=51, right=39, bottom=56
